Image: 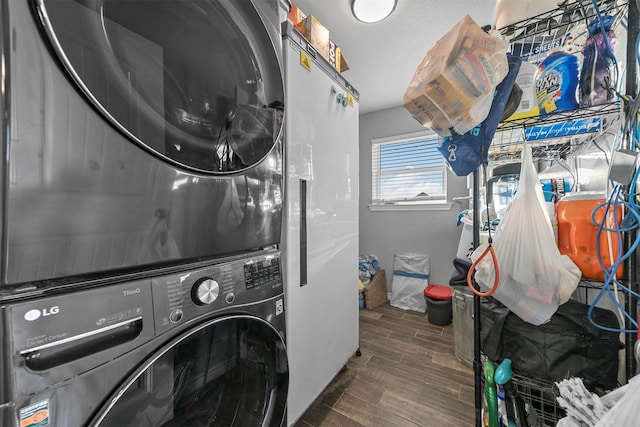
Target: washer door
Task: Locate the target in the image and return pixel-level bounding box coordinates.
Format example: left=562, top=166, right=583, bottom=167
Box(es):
left=93, top=316, right=288, bottom=427
left=35, top=0, right=284, bottom=173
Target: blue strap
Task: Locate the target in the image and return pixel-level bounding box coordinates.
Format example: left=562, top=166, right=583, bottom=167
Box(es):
left=393, top=270, right=428, bottom=280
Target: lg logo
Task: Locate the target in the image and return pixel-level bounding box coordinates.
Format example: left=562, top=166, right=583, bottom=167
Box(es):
left=24, top=306, right=60, bottom=321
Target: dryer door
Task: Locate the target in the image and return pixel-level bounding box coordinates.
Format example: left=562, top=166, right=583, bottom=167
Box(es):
left=35, top=0, right=284, bottom=173
left=93, top=315, right=288, bottom=427
left=2, top=0, right=284, bottom=285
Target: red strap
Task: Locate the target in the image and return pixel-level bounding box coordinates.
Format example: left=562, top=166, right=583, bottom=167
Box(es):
left=467, top=245, right=500, bottom=297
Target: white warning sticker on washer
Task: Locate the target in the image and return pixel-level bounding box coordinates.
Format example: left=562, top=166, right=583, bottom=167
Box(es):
left=275, top=298, right=283, bottom=315
left=19, top=399, right=50, bottom=427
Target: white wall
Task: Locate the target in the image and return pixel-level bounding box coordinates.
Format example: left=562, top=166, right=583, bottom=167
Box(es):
left=359, top=105, right=470, bottom=288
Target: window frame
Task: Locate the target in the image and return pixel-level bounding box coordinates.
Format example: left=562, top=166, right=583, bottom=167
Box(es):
left=369, top=130, right=452, bottom=212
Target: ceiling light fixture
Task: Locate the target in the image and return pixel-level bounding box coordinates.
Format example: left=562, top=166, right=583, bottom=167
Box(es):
left=352, top=0, right=397, bottom=23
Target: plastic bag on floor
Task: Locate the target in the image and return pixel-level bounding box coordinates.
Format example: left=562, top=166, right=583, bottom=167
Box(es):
left=390, top=253, right=429, bottom=312
left=471, top=142, right=581, bottom=325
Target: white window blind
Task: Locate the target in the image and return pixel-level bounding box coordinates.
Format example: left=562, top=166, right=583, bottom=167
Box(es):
left=371, top=131, right=446, bottom=206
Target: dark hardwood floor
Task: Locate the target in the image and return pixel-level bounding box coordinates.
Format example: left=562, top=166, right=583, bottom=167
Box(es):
left=293, top=302, right=476, bottom=427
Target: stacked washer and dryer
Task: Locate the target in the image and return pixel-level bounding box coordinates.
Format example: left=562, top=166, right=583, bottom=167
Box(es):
left=0, top=1, right=290, bottom=426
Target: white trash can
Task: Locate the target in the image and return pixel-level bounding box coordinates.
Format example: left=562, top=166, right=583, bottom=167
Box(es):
left=390, top=253, right=429, bottom=313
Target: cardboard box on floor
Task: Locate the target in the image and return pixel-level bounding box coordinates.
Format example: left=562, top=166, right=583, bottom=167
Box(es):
left=364, top=270, right=388, bottom=309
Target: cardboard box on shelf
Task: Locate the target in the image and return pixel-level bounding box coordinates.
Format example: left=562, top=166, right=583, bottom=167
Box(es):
left=328, top=40, right=350, bottom=73
left=364, top=270, right=388, bottom=310
left=287, top=2, right=306, bottom=25
left=338, top=54, right=350, bottom=73
left=405, top=85, right=474, bottom=130
left=328, top=40, right=338, bottom=68
left=295, top=15, right=330, bottom=60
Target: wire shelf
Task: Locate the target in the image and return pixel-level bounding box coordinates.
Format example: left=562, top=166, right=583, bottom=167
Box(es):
left=512, top=374, right=566, bottom=427
left=489, top=102, right=622, bottom=164
left=498, top=0, right=628, bottom=47
left=480, top=369, right=566, bottom=426
left=498, top=101, right=622, bottom=131
left=475, top=2, right=634, bottom=426
left=488, top=0, right=628, bottom=165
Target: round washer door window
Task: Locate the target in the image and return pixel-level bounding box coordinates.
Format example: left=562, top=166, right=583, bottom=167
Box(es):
left=93, top=316, right=288, bottom=426
left=35, top=0, right=284, bottom=173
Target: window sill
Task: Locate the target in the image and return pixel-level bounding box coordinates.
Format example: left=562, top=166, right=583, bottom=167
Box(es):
left=368, top=203, right=453, bottom=212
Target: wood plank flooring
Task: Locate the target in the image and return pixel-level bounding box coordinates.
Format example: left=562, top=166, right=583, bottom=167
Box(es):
left=293, top=302, right=476, bottom=427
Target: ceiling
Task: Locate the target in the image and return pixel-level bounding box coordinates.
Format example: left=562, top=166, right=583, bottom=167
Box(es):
left=292, top=0, right=499, bottom=115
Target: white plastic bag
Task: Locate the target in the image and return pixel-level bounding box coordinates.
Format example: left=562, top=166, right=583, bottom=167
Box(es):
left=471, top=142, right=581, bottom=325
left=594, top=375, right=640, bottom=427
left=390, top=253, right=429, bottom=313
left=556, top=375, right=640, bottom=427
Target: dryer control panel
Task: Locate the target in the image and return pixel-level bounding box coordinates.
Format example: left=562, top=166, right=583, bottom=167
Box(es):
left=151, top=251, right=282, bottom=335
left=244, top=256, right=281, bottom=289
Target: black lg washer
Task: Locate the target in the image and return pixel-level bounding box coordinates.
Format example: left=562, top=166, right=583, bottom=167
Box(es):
left=0, top=251, right=288, bottom=426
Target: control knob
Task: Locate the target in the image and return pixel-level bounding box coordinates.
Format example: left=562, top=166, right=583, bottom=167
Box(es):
left=192, top=278, right=220, bottom=305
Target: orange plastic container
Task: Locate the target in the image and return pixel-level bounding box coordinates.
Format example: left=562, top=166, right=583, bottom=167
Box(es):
left=556, top=198, right=623, bottom=281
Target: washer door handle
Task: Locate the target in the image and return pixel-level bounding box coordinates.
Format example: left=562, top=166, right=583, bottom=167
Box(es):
left=19, top=317, right=143, bottom=371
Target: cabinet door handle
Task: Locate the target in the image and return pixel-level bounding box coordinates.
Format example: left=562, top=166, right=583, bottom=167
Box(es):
left=300, top=179, right=307, bottom=286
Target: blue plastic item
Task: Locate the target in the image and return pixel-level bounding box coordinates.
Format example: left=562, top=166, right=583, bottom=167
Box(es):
left=541, top=178, right=571, bottom=202
left=536, top=52, right=579, bottom=115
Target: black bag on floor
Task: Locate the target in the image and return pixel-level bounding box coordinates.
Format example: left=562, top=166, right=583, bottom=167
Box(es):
left=481, top=299, right=622, bottom=391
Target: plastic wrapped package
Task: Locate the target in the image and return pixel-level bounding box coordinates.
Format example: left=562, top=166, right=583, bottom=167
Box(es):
left=494, top=0, right=561, bottom=30
left=579, top=15, right=618, bottom=107
left=403, top=15, right=509, bottom=137
left=358, top=254, right=380, bottom=284
left=436, top=55, right=521, bottom=176
left=390, top=253, right=429, bottom=313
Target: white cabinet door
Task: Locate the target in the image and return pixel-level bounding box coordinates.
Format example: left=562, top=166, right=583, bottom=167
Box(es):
left=283, top=33, right=360, bottom=426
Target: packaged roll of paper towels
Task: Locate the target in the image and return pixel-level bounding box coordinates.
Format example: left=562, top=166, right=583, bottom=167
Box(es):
left=495, top=0, right=561, bottom=29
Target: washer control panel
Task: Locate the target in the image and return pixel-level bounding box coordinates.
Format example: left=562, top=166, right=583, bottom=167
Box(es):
left=151, top=251, right=281, bottom=335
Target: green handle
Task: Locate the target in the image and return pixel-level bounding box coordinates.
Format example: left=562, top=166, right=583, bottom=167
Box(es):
left=484, top=360, right=499, bottom=427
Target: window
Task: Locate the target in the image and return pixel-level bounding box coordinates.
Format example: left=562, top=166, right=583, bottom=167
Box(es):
left=370, top=131, right=447, bottom=209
